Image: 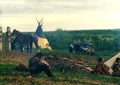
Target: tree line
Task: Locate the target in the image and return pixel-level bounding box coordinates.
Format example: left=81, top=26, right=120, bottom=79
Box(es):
left=45, top=29, right=120, bottom=52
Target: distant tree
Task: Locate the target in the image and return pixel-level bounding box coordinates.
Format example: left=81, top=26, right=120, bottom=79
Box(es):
left=56, top=28, right=63, bottom=31
left=45, top=30, right=120, bottom=52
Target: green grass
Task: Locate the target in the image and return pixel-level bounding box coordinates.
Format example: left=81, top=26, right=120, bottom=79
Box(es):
left=0, top=50, right=120, bottom=85
left=0, top=64, right=29, bottom=77
left=0, top=64, right=120, bottom=85
left=95, top=50, right=118, bottom=59
left=40, top=49, right=119, bottom=65
left=41, top=49, right=118, bottom=57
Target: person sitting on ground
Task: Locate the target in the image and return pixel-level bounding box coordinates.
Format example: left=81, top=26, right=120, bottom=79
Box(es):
left=91, top=57, right=111, bottom=75
left=15, top=63, right=29, bottom=72
left=29, top=52, right=55, bottom=77
left=112, top=58, right=120, bottom=77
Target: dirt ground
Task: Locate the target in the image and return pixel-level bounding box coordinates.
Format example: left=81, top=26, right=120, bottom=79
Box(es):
left=0, top=51, right=119, bottom=85
left=0, top=51, right=96, bottom=72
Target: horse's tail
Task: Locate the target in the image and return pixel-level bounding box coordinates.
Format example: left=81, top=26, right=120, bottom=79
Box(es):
left=11, top=36, right=18, bottom=50
left=32, top=34, right=40, bottom=50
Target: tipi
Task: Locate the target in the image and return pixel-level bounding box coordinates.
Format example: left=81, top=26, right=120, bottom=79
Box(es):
left=34, top=18, right=52, bottom=50
left=35, top=18, right=45, bottom=38
left=104, top=52, right=120, bottom=67
left=81, top=53, right=120, bottom=72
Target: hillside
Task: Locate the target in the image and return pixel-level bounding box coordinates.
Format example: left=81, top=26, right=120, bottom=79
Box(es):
left=45, top=30, right=120, bottom=52
left=0, top=51, right=120, bottom=85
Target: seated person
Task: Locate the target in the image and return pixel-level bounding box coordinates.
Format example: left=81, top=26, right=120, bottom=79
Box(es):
left=29, top=52, right=54, bottom=77
left=92, top=57, right=111, bottom=75
left=15, top=63, right=29, bottom=72
left=112, top=58, right=120, bottom=77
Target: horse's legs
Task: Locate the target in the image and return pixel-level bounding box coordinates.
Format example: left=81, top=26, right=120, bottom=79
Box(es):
left=11, top=42, right=16, bottom=50
left=29, top=42, right=32, bottom=53
left=20, top=44, right=24, bottom=52
left=26, top=45, right=29, bottom=53
left=34, top=41, right=39, bottom=51
left=26, top=43, right=32, bottom=53
left=26, top=43, right=31, bottom=53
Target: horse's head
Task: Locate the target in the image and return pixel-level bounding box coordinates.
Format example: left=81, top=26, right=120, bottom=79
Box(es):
left=12, top=29, right=21, bottom=36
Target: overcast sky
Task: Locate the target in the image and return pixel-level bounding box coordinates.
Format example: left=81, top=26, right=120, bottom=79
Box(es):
left=0, top=0, right=120, bottom=32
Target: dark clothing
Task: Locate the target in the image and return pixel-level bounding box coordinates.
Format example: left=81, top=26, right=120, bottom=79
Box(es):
left=74, top=44, right=80, bottom=53
left=69, top=43, right=74, bottom=53
left=30, top=64, right=53, bottom=77
left=29, top=56, right=54, bottom=77
left=29, top=57, right=40, bottom=70
left=15, top=63, right=29, bottom=72
left=92, top=62, right=110, bottom=75
left=112, top=63, right=120, bottom=77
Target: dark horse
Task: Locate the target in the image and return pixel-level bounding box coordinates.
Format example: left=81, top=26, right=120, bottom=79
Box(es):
left=11, top=29, right=39, bottom=53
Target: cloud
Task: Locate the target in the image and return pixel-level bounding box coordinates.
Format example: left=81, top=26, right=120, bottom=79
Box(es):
left=0, top=0, right=119, bottom=14
left=0, top=0, right=120, bottom=32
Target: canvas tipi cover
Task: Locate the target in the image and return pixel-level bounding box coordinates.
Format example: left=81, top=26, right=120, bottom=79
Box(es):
left=104, top=53, right=120, bottom=67
left=37, top=37, right=52, bottom=50
left=34, top=18, right=52, bottom=50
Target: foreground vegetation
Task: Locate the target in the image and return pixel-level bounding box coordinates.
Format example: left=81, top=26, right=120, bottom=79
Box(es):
left=0, top=64, right=120, bottom=85
left=0, top=51, right=120, bottom=85
left=0, top=29, right=120, bottom=84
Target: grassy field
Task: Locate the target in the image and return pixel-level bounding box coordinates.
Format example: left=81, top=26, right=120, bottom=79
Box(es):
left=0, top=51, right=120, bottom=85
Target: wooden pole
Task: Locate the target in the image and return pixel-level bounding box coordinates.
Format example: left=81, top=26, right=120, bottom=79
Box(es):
left=6, top=26, right=11, bottom=51
left=0, top=27, right=2, bottom=51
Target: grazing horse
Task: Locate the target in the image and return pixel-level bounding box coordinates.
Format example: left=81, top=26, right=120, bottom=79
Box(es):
left=11, top=29, right=39, bottom=53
